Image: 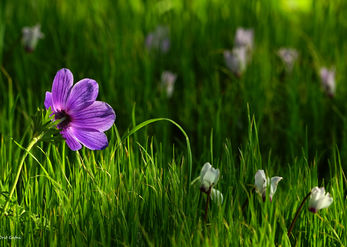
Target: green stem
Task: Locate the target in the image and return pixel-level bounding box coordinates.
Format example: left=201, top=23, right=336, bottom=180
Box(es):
left=287, top=191, right=311, bottom=237
left=242, top=188, right=255, bottom=215
left=122, top=118, right=192, bottom=185
left=1, top=132, right=45, bottom=216
left=204, top=186, right=212, bottom=222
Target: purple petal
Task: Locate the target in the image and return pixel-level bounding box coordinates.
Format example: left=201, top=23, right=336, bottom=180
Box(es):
left=52, top=68, right=73, bottom=111
left=60, top=128, right=82, bottom=151
left=44, top=92, right=54, bottom=111
left=70, top=101, right=115, bottom=132
left=66, top=79, right=99, bottom=113
left=72, top=128, right=108, bottom=150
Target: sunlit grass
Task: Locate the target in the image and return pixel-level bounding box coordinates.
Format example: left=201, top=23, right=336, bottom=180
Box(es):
left=280, top=0, right=313, bottom=13
left=0, top=0, right=346, bottom=246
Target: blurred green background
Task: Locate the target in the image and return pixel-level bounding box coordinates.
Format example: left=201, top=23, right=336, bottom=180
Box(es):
left=1, top=0, right=347, bottom=171
left=0, top=0, right=346, bottom=246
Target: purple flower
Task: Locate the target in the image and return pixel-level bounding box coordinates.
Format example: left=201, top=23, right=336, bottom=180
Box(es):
left=145, top=26, right=170, bottom=53
left=44, top=68, right=116, bottom=151
left=320, top=67, right=336, bottom=97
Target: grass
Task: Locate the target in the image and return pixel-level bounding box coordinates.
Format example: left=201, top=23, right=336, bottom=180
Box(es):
left=0, top=0, right=346, bottom=246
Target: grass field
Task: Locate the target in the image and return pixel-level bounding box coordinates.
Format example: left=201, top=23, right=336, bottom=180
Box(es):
left=0, top=0, right=346, bottom=246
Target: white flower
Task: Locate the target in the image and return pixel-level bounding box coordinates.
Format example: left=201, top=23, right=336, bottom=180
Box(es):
left=211, top=188, right=223, bottom=205
left=270, top=177, right=283, bottom=201
left=224, top=47, right=248, bottom=76
left=320, top=67, right=336, bottom=97
left=277, top=48, right=298, bottom=72
left=160, top=71, right=177, bottom=98
left=308, top=187, right=333, bottom=213
left=21, top=24, right=44, bottom=52
left=223, top=27, right=254, bottom=76
left=254, top=170, right=283, bottom=201
left=234, top=27, right=254, bottom=51
left=255, top=170, right=267, bottom=200
left=199, top=162, right=220, bottom=193
left=145, top=26, right=170, bottom=53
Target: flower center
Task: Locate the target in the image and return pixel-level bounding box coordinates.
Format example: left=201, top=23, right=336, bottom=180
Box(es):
left=308, top=207, right=317, bottom=214
left=55, top=110, right=72, bottom=129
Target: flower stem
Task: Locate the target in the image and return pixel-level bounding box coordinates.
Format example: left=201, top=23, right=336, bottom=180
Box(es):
left=204, top=187, right=212, bottom=222
left=242, top=188, right=255, bottom=214
left=1, top=132, right=45, bottom=216
left=287, top=191, right=311, bottom=237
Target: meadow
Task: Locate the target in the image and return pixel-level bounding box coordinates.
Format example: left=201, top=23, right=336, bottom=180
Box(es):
left=0, top=0, right=346, bottom=246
